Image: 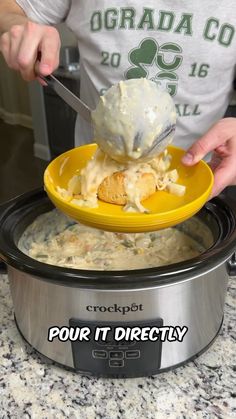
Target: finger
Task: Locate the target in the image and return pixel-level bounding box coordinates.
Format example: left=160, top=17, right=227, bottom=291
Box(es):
left=210, top=156, right=236, bottom=198
left=34, top=60, right=42, bottom=76
left=181, top=124, right=227, bottom=166
left=37, top=28, right=60, bottom=76
left=0, top=32, right=11, bottom=65
left=16, top=23, right=47, bottom=80
left=9, top=25, right=24, bottom=70
left=36, top=76, right=47, bottom=86
left=208, top=153, right=221, bottom=172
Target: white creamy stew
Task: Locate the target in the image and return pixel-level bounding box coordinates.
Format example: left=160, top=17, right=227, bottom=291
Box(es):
left=18, top=209, right=213, bottom=271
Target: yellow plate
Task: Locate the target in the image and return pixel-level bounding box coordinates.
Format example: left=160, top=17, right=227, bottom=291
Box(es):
left=44, top=144, right=214, bottom=232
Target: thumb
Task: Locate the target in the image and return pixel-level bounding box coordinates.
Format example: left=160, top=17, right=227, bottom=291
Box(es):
left=182, top=125, right=223, bottom=166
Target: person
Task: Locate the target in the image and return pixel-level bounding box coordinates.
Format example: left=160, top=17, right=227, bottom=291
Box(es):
left=0, top=0, right=236, bottom=198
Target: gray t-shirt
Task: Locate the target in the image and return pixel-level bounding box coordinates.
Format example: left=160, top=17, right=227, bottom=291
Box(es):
left=17, top=0, right=236, bottom=149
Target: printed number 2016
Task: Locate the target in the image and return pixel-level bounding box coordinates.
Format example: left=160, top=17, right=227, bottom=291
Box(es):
left=189, top=63, right=209, bottom=78
left=101, top=51, right=121, bottom=68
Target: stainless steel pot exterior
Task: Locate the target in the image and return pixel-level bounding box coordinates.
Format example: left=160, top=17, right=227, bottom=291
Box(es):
left=2, top=189, right=236, bottom=376
left=8, top=260, right=229, bottom=371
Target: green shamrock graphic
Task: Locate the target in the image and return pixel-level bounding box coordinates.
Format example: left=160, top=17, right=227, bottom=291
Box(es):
left=126, top=38, right=158, bottom=79
left=125, top=37, right=183, bottom=96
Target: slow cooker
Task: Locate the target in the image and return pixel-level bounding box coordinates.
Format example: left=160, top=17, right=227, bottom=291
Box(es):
left=0, top=188, right=236, bottom=378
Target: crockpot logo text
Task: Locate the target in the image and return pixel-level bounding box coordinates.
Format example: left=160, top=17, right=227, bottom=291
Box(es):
left=86, top=303, right=144, bottom=315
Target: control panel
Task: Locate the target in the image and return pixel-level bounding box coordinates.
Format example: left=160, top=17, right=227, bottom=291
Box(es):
left=69, top=318, right=163, bottom=378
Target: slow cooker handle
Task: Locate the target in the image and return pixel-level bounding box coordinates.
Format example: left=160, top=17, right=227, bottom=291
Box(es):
left=0, top=260, right=7, bottom=274
left=227, top=253, right=236, bottom=276
left=218, top=189, right=236, bottom=276
left=0, top=198, right=16, bottom=274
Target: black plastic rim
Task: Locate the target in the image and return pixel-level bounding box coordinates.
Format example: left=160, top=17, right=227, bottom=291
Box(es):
left=0, top=188, right=236, bottom=289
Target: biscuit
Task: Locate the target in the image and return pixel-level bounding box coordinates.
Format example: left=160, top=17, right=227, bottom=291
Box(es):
left=98, top=171, right=156, bottom=205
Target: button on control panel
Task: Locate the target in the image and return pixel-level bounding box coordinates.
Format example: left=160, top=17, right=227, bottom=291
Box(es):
left=109, top=351, right=124, bottom=360
left=92, top=350, right=108, bottom=359
left=70, top=318, right=163, bottom=377
left=109, top=359, right=124, bottom=368
left=125, top=350, right=140, bottom=359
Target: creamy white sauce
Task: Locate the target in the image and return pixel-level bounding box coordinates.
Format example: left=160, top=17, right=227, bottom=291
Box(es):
left=18, top=209, right=213, bottom=271
left=92, top=78, right=176, bottom=163
left=57, top=80, right=179, bottom=212
left=70, top=148, right=123, bottom=208
left=57, top=148, right=185, bottom=212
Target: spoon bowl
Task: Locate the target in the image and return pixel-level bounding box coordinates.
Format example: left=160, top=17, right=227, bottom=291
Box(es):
left=92, top=78, right=177, bottom=163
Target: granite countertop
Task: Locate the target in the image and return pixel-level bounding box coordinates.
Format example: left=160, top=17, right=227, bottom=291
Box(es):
left=0, top=273, right=235, bottom=419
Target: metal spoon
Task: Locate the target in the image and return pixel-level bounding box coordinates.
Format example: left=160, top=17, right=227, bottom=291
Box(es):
left=40, top=74, right=175, bottom=162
